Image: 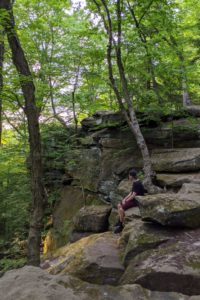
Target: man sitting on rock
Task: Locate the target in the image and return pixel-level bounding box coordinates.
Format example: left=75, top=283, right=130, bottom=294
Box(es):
left=114, top=169, right=145, bottom=234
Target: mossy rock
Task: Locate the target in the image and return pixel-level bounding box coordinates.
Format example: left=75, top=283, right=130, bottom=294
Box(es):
left=136, top=193, right=200, bottom=228
left=0, top=265, right=194, bottom=300
left=120, top=228, right=200, bottom=296
left=120, top=220, right=172, bottom=266
left=46, top=232, right=124, bottom=285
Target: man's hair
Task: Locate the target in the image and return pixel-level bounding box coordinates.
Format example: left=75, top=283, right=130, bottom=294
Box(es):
left=129, top=169, right=137, bottom=179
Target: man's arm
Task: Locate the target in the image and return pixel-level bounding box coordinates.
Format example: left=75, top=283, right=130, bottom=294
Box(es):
left=122, top=191, right=136, bottom=204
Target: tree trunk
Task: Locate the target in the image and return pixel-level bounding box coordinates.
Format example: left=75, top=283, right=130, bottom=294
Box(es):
left=0, top=0, right=45, bottom=266
left=167, top=36, right=192, bottom=106
left=95, top=0, right=159, bottom=192
left=49, top=75, right=68, bottom=129
left=182, top=70, right=191, bottom=106
left=115, top=0, right=158, bottom=192
left=0, top=31, right=4, bottom=146
left=71, top=65, right=80, bottom=133
left=72, top=90, right=78, bottom=133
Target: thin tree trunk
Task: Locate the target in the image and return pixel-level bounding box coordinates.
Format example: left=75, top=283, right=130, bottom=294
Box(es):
left=47, top=25, right=69, bottom=128
left=171, top=38, right=192, bottom=106
left=49, top=75, right=68, bottom=129
left=72, top=90, right=78, bottom=132
left=94, top=0, right=159, bottom=192
left=71, top=65, right=80, bottom=133
left=182, top=69, right=191, bottom=106
left=115, top=0, right=156, bottom=191
left=0, top=0, right=45, bottom=266
left=163, top=35, right=192, bottom=106
left=0, top=31, right=4, bottom=145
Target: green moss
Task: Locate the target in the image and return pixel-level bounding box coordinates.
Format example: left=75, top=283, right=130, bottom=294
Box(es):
left=137, top=233, right=160, bottom=245
left=186, top=257, right=200, bottom=270
left=89, top=121, right=123, bottom=131
left=155, top=243, right=178, bottom=256
left=77, top=136, right=94, bottom=146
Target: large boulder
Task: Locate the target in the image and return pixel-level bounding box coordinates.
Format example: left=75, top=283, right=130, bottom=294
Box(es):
left=0, top=266, right=79, bottom=300
left=120, top=228, right=200, bottom=296
left=151, top=148, right=200, bottom=172
left=119, top=220, right=173, bottom=267
left=136, top=193, right=200, bottom=228
left=73, top=205, right=112, bottom=233
left=0, top=266, right=196, bottom=300
left=46, top=232, right=124, bottom=285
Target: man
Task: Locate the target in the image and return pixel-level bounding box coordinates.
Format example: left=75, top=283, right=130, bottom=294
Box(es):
left=114, top=169, right=145, bottom=234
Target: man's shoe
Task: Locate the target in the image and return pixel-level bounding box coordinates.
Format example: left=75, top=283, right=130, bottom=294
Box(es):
left=113, top=223, right=123, bottom=234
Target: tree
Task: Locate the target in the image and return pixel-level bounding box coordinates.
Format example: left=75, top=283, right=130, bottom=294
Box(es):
left=90, top=0, right=161, bottom=192
left=0, top=0, right=45, bottom=266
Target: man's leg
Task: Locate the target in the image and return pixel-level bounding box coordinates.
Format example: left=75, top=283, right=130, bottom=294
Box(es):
left=113, top=204, right=125, bottom=233
left=117, top=203, right=125, bottom=224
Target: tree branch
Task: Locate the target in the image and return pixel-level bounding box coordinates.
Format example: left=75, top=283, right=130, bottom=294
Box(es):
left=138, top=0, right=155, bottom=25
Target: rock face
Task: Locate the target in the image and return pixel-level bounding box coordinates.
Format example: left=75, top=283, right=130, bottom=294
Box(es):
left=51, top=111, right=200, bottom=250
left=43, top=186, right=102, bottom=253
left=1, top=266, right=198, bottom=300
left=136, top=193, right=200, bottom=228
left=73, top=205, right=112, bottom=233
left=65, top=148, right=102, bottom=192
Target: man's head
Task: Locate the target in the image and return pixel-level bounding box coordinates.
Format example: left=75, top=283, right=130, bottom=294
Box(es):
left=129, top=169, right=137, bottom=180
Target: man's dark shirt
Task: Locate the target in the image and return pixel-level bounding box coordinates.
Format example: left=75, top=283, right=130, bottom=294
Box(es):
left=132, top=180, right=145, bottom=196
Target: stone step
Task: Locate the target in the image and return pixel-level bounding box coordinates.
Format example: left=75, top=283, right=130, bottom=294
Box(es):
left=156, top=173, right=200, bottom=188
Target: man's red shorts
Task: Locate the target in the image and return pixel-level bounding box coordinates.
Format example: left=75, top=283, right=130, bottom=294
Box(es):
left=121, top=200, right=137, bottom=210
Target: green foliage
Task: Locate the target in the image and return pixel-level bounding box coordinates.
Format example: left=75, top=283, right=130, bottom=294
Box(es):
left=0, top=133, right=31, bottom=242
left=0, top=132, right=30, bottom=269
left=0, top=258, right=27, bottom=273
left=41, top=124, right=75, bottom=188
left=40, top=124, right=77, bottom=227
left=2, top=0, right=199, bottom=125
